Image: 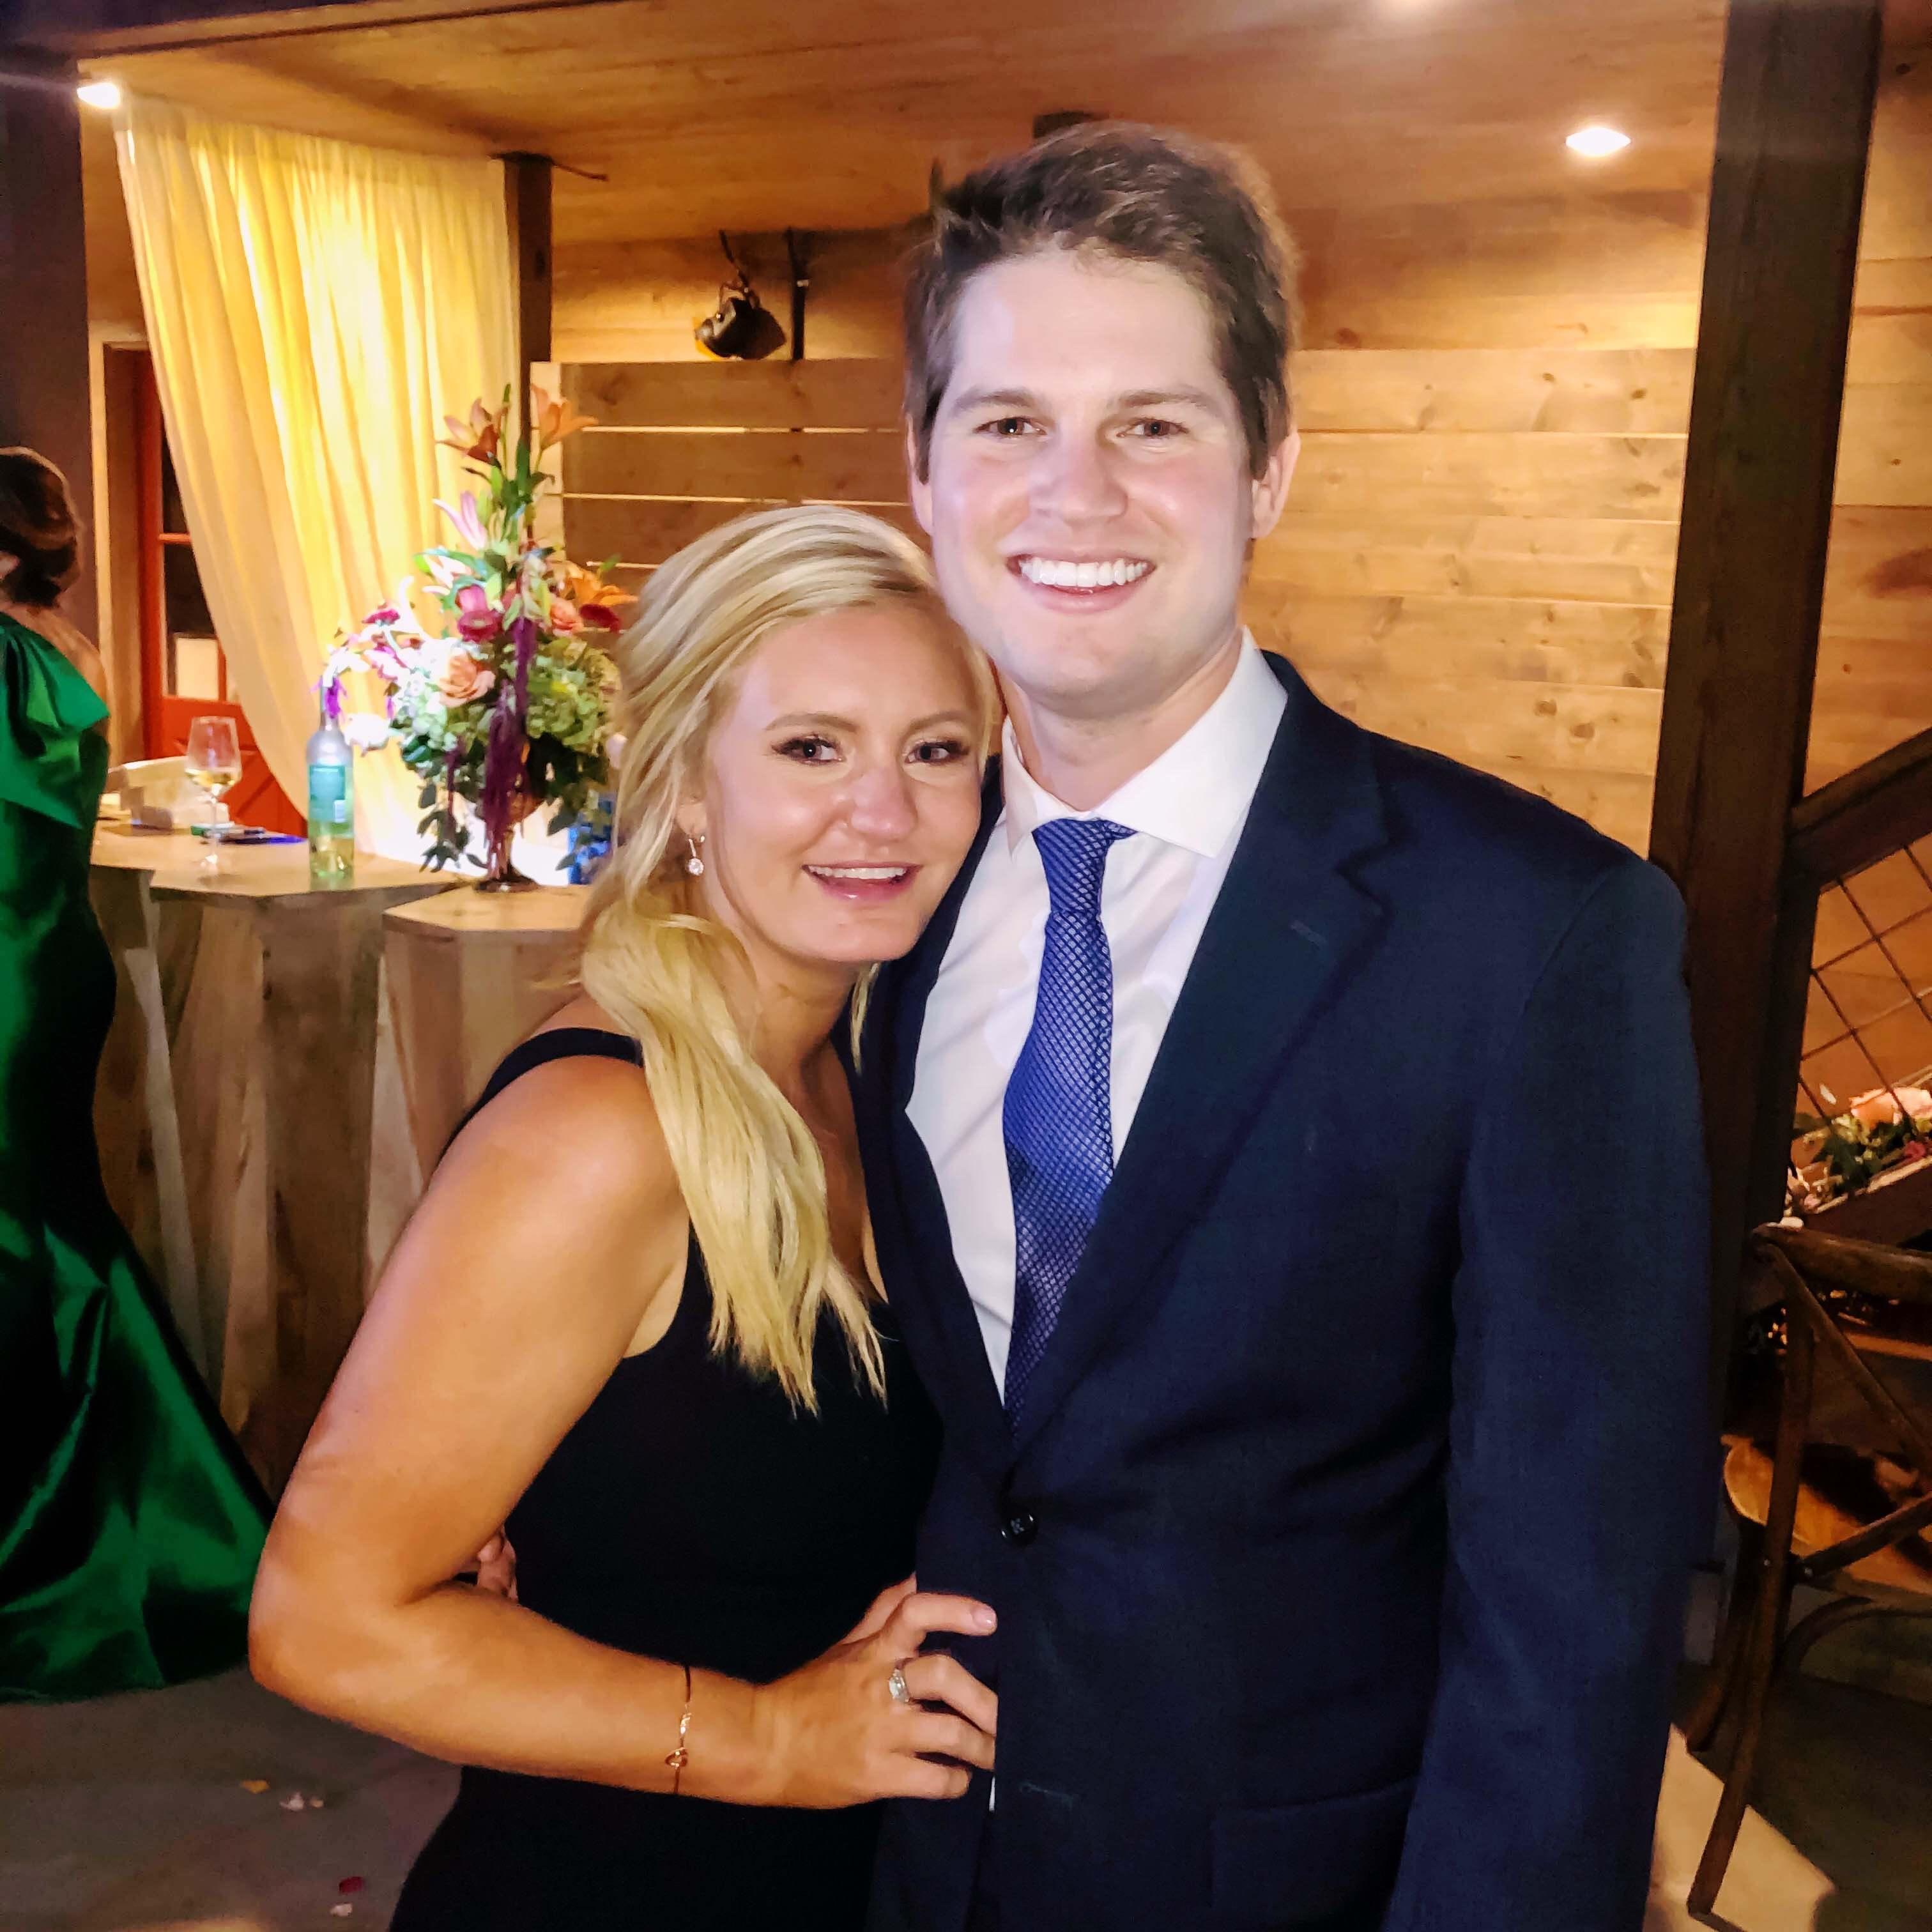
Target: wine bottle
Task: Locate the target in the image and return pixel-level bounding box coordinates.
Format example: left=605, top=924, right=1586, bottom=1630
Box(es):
left=307, top=702, right=355, bottom=886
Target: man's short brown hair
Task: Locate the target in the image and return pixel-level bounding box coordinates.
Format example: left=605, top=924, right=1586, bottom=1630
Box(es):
left=903, top=123, right=1300, bottom=482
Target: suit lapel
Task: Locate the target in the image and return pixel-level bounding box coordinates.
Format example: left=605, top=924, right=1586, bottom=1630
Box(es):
left=865, top=764, right=1013, bottom=1480
left=1008, top=662, right=1390, bottom=1460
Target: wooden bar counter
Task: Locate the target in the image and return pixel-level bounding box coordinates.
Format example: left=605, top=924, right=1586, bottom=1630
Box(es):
left=91, top=827, right=452, bottom=1491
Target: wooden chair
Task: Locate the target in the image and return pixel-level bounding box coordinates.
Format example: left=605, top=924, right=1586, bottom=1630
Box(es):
left=1685, top=1223, right=1932, bottom=1915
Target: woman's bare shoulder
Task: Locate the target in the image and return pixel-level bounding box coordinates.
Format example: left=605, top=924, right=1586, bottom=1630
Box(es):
left=3, top=602, right=107, bottom=699
left=443, top=1029, right=677, bottom=1225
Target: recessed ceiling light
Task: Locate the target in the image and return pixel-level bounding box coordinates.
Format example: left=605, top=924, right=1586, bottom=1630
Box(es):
left=1567, top=124, right=1631, bottom=158
left=77, top=79, right=123, bottom=111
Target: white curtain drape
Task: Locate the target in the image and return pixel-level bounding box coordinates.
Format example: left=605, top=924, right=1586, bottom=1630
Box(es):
left=114, top=96, right=517, bottom=860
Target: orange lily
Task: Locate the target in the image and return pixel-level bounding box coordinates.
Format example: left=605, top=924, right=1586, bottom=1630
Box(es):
left=561, top=560, right=636, bottom=631
left=532, top=387, right=599, bottom=452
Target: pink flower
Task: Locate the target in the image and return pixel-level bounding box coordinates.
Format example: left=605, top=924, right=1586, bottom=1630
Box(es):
left=363, top=638, right=410, bottom=682
left=1906, top=1140, right=1928, bottom=1162
left=455, top=584, right=500, bottom=644
left=434, top=491, right=489, bottom=549
left=549, top=596, right=582, bottom=634
left=438, top=399, right=503, bottom=466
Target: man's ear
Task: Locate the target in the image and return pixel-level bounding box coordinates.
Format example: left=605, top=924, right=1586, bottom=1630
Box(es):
left=905, top=422, right=935, bottom=537
left=1248, top=426, right=1298, bottom=544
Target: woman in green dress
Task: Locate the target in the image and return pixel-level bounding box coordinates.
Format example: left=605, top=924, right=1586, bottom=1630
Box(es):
left=0, top=447, right=266, bottom=1702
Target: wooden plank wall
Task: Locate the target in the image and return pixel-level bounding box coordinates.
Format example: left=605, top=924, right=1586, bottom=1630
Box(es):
left=555, top=54, right=1929, bottom=856
left=555, top=227, right=907, bottom=364
left=1257, top=191, right=1703, bottom=852
left=557, top=359, right=914, bottom=567
left=1809, top=51, right=1932, bottom=792
left=558, top=197, right=1698, bottom=853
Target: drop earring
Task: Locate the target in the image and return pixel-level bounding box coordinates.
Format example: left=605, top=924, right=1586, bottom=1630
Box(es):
left=684, top=832, right=706, bottom=877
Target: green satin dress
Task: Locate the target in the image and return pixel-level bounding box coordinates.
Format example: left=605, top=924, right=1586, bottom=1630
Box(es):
left=1, top=609, right=267, bottom=1703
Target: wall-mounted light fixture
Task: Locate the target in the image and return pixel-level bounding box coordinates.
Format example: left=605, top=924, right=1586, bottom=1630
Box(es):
left=694, top=233, right=787, bottom=361
left=1566, top=123, right=1631, bottom=158
left=76, top=79, right=123, bottom=111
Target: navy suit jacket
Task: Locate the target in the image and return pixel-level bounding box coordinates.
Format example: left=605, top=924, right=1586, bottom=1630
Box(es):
left=855, top=655, right=1710, bottom=1932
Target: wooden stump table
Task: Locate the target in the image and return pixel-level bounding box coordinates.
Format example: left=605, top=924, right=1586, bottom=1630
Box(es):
left=91, top=828, right=453, bottom=1492
left=91, top=829, right=204, bottom=1380
left=368, top=886, right=588, bottom=1284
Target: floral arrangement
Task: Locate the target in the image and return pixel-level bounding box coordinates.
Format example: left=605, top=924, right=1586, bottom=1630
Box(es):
left=323, top=388, right=632, bottom=884
left=1788, top=1082, right=1932, bottom=1213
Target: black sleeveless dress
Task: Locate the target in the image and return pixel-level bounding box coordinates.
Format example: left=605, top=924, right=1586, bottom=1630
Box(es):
left=391, top=1029, right=942, bottom=1930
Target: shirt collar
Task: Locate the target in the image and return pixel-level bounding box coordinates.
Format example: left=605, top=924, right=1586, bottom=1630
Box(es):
left=1000, top=632, right=1286, bottom=859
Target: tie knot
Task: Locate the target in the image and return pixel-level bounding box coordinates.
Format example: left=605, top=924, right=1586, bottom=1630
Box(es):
left=1033, top=816, right=1133, bottom=922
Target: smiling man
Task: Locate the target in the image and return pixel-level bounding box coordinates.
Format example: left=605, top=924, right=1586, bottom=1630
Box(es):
left=854, top=125, right=1712, bottom=1932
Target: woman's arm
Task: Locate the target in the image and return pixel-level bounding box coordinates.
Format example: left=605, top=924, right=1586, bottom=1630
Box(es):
left=250, top=1055, right=995, bottom=1805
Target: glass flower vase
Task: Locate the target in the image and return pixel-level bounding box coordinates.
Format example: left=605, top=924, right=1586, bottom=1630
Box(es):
left=475, top=795, right=537, bottom=893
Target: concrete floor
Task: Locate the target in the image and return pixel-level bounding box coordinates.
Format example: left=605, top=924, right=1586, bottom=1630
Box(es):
left=0, top=1667, right=1926, bottom=1930
left=1660, top=1674, right=1932, bottom=1932
left=0, top=1669, right=454, bottom=1932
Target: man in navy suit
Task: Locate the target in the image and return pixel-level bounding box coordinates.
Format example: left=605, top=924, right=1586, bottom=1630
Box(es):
left=857, top=123, right=1710, bottom=1931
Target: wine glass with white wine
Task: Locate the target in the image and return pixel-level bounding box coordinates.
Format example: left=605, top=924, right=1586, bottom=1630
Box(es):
left=183, top=716, right=242, bottom=873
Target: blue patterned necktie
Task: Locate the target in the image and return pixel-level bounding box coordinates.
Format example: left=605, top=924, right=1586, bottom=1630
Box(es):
left=1002, top=817, right=1135, bottom=1419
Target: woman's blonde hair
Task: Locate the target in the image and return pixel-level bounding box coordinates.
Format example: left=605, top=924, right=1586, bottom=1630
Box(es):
left=578, top=504, right=997, bottom=1408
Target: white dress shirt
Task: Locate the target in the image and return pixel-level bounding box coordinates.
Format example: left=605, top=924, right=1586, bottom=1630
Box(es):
left=908, top=638, right=1287, bottom=1387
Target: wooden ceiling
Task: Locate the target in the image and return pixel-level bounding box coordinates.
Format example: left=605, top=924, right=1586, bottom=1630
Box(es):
left=56, top=0, right=1759, bottom=245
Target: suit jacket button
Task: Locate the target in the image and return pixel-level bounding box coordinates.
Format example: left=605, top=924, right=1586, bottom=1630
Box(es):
left=1001, top=1508, right=1038, bottom=1547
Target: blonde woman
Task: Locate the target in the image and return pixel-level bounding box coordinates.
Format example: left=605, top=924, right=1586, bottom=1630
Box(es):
left=250, top=507, right=1002, bottom=1929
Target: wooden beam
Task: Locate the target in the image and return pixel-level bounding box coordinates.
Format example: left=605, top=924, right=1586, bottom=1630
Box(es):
left=1648, top=0, right=1883, bottom=1400
left=0, top=63, right=97, bottom=639
left=564, top=427, right=905, bottom=503
left=502, top=151, right=551, bottom=418
left=1790, top=723, right=1932, bottom=883
left=8, top=2, right=590, bottom=57
left=562, top=358, right=903, bottom=431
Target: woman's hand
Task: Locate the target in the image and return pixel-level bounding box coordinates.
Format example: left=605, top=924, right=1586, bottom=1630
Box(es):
left=745, top=1579, right=997, bottom=1807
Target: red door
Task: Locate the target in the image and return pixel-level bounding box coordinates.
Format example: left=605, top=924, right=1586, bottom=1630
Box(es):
left=136, top=356, right=303, bottom=834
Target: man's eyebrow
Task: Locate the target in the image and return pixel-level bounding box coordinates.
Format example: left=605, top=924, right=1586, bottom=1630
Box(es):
left=1116, top=387, right=1223, bottom=412
left=944, top=385, right=1225, bottom=415
left=945, top=387, right=1040, bottom=415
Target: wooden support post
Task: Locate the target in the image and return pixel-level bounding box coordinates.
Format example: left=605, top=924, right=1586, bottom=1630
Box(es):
left=502, top=151, right=553, bottom=422
left=0, top=57, right=97, bottom=638
left=785, top=227, right=809, bottom=362
left=1649, top=0, right=1883, bottom=1406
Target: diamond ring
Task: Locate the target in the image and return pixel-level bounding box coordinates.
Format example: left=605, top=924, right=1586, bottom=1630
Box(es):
left=888, top=1665, right=911, bottom=1705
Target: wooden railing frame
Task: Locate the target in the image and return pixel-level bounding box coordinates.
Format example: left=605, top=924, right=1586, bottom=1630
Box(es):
left=1750, top=718, right=1932, bottom=1257
left=1788, top=723, right=1932, bottom=885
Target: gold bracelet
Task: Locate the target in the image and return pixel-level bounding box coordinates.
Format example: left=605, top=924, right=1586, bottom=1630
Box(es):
left=665, top=1663, right=693, bottom=1793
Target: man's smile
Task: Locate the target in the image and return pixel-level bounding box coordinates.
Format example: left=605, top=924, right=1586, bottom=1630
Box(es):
left=1010, top=555, right=1154, bottom=590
